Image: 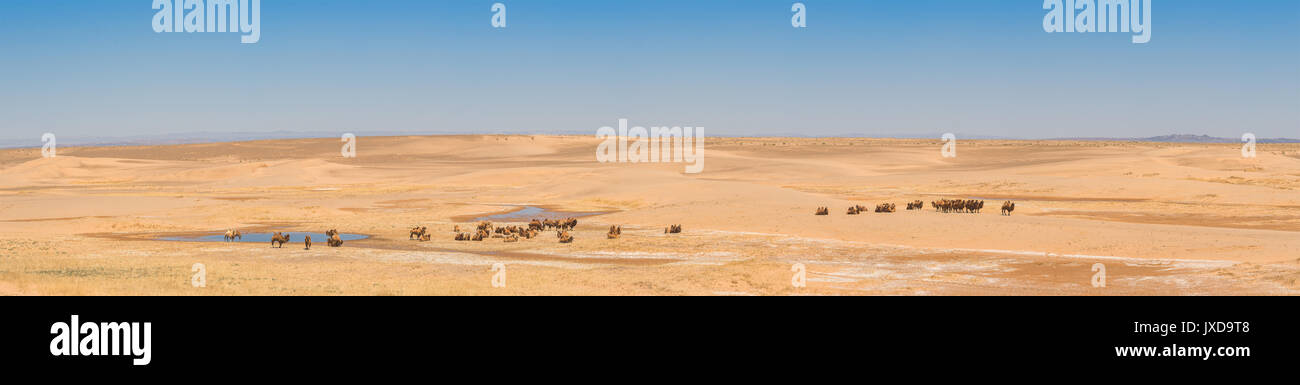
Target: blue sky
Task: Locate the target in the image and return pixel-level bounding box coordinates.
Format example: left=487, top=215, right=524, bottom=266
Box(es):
left=0, top=0, right=1296, bottom=141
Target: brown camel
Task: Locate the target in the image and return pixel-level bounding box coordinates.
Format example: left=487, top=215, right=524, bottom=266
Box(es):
left=409, top=226, right=427, bottom=240
left=815, top=207, right=829, bottom=216
left=271, top=232, right=291, bottom=248
left=607, top=225, right=622, bottom=239
left=1001, top=201, right=1015, bottom=216
left=304, top=235, right=312, bottom=250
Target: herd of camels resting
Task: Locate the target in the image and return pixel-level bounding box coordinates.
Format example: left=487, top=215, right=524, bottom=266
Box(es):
left=817, top=200, right=1015, bottom=216
left=222, top=199, right=1015, bottom=249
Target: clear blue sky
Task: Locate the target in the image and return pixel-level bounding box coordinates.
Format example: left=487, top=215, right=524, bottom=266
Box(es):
left=0, top=0, right=1296, bottom=140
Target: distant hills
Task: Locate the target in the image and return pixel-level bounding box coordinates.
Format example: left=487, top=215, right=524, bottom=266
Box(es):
left=1054, top=134, right=1300, bottom=143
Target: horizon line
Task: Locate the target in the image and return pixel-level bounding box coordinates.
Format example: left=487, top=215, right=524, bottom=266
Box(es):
left=3, top=131, right=1297, bottom=149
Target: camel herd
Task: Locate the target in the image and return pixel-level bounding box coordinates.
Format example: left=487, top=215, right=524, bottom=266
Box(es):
left=418, top=217, right=589, bottom=244
left=932, top=199, right=985, bottom=213
left=816, top=199, right=1015, bottom=216
left=402, top=217, right=685, bottom=245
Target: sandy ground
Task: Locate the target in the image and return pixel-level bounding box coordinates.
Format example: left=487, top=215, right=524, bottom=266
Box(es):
left=1, top=135, right=1298, bottom=295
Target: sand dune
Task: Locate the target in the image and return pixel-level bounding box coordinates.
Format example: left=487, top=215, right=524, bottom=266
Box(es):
left=1, top=136, right=1297, bottom=295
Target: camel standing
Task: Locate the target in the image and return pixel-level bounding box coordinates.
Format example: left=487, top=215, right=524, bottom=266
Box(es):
left=409, top=226, right=427, bottom=240
left=271, top=232, right=291, bottom=248
left=1001, top=201, right=1015, bottom=216
left=304, top=235, right=312, bottom=250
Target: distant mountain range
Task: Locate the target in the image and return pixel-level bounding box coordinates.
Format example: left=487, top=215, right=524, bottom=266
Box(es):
left=1, top=131, right=1296, bottom=148
left=1054, top=134, right=1300, bottom=143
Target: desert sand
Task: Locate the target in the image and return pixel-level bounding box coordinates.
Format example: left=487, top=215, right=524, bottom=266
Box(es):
left=1, top=135, right=1297, bottom=295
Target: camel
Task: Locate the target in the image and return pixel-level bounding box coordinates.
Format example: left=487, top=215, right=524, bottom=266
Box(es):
left=560, top=218, right=578, bottom=231
left=472, top=230, right=487, bottom=241
left=529, top=219, right=544, bottom=231
left=846, top=206, right=860, bottom=215
left=409, top=226, right=427, bottom=240
left=875, top=203, right=896, bottom=213
left=664, top=224, right=682, bottom=234
left=455, top=233, right=470, bottom=241
left=304, top=235, right=312, bottom=250
left=906, top=200, right=924, bottom=210
left=453, top=225, right=462, bottom=233
left=271, top=232, right=291, bottom=248
left=477, top=222, right=493, bottom=233
left=224, top=229, right=243, bottom=242
left=558, top=231, right=574, bottom=243
left=418, top=233, right=431, bottom=242
left=1001, top=201, right=1015, bottom=216
left=504, top=235, right=519, bottom=243
left=542, top=219, right=560, bottom=230
left=607, top=225, right=622, bottom=239
left=328, top=233, right=344, bottom=247
left=815, top=207, right=829, bottom=216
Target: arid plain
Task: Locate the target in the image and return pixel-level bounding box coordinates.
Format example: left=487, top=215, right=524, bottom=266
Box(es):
left=1, top=135, right=1298, bottom=295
